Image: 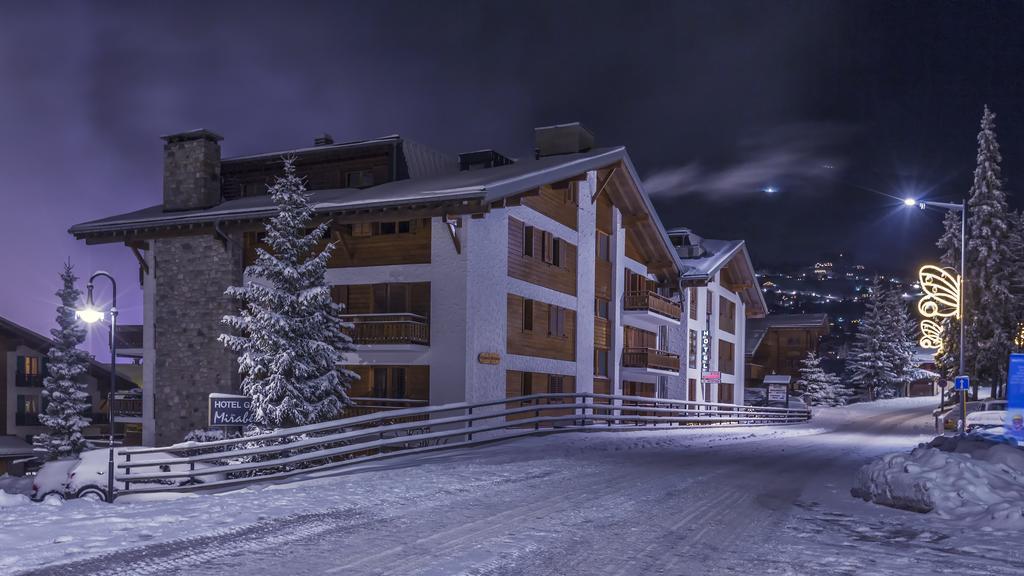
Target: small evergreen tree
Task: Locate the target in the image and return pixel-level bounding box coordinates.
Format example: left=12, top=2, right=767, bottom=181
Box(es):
left=883, top=288, right=918, bottom=399
left=220, top=158, right=357, bottom=432
left=796, top=352, right=851, bottom=406
left=34, top=261, right=92, bottom=460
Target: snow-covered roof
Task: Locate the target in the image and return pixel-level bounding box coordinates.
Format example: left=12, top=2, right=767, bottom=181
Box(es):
left=764, top=375, right=792, bottom=384
left=675, top=237, right=767, bottom=317
left=678, top=239, right=745, bottom=280
left=70, top=147, right=629, bottom=236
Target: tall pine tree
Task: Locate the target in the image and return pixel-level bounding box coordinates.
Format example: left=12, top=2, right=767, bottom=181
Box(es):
left=34, top=261, right=92, bottom=460
left=220, top=158, right=357, bottom=432
left=847, top=278, right=896, bottom=400
left=796, top=352, right=851, bottom=407
left=934, top=209, right=962, bottom=385
left=965, top=106, right=1015, bottom=399
left=884, top=288, right=919, bottom=398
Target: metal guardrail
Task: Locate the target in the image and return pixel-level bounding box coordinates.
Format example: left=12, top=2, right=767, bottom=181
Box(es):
left=114, top=392, right=810, bottom=497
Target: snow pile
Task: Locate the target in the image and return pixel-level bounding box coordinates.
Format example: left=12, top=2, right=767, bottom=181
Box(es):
left=853, top=436, right=1024, bottom=527
left=0, top=489, right=30, bottom=508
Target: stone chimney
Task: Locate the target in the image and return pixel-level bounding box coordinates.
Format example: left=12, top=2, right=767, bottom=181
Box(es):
left=161, top=129, right=223, bottom=211
left=314, top=133, right=334, bottom=146
left=534, top=122, right=594, bottom=158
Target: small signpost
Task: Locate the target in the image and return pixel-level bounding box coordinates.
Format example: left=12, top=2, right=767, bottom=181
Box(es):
left=953, top=375, right=969, bottom=434
left=954, top=375, right=970, bottom=391
left=208, top=393, right=253, bottom=427
left=1006, top=354, right=1024, bottom=440
left=764, top=374, right=791, bottom=407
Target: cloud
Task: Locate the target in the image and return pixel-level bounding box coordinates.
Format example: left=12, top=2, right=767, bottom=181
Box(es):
left=644, top=124, right=849, bottom=199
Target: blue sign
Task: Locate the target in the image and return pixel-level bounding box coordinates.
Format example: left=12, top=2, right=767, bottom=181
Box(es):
left=1006, top=354, right=1024, bottom=440
left=208, top=393, right=253, bottom=427
left=954, top=375, right=970, bottom=391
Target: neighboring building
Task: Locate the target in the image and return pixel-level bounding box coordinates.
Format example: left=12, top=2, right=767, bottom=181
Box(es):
left=0, top=315, right=133, bottom=446
left=745, top=313, right=830, bottom=390
left=69, top=123, right=763, bottom=444
left=673, top=229, right=767, bottom=404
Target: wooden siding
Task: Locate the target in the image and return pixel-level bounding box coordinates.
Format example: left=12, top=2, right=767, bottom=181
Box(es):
left=507, top=217, right=578, bottom=296
left=623, top=326, right=657, bottom=349
left=507, top=294, right=576, bottom=361
left=594, top=317, right=610, bottom=349
left=243, top=219, right=431, bottom=268
left=595, top=259, right=612, bottom=300
left=505, top=370, right=577, bottom=423
left=596, top=195, right=613, bottom=234
left=347, top=365, right=429, bottom=401
left=522, top=185, right=579, bottom=230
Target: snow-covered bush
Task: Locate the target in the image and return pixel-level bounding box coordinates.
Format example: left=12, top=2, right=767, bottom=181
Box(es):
left=853, top=436, right=1024, bottom=527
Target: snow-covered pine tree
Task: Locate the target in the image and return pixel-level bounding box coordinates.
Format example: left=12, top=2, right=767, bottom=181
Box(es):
left=965, top=106, right=1015, bottom=399
left=34, top=261, right=92, bottom=460
left=934, top=209, right=962, bottom=384
left=220, top=158, right=357, bottom=432
left=796, top=352, right=851, bottom=407
left=846, top=278, right=897, bottom=400
left=883, top=287, right=918, bottom=399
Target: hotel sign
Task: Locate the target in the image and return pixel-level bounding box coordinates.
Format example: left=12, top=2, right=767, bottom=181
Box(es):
left=700, top=330, right=711, bottom=373
left=208, top=393, right=253, bottom=427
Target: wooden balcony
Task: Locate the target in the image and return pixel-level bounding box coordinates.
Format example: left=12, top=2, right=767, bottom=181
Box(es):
left=341, top=313, right=430, bottom=346
left=624, top=291, right=681, bottom=321
left=111, top=394, right=143, bottom=418
left=622, top=347, right=681, bottom=373
left=346, top=397, right=430, bottom=423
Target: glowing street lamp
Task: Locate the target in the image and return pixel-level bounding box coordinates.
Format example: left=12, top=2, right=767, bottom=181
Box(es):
left=903, top=197, right=918, bottom=207
left=76, top=271, right=118, bottom=503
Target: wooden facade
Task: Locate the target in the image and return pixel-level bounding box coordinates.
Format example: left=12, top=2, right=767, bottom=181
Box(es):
left=504, top=370, right=577, bottom=423
left=245, top=218, right=432, bottom=268
left=331, top=282, right=430, bottom=316
left=521, top=184, right=579, bottom=230
left=748, top=321, right=830, bottom=386
left=347, top=365, right=429, bottom=401
left=507, top=217, right=578, bottom=296
left=507, top=294, right=576, bottom=361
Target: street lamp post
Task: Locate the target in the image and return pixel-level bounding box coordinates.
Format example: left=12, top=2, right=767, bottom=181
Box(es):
left=907, top=198, right=968, bottom=432
left=76, top=271, right=118, bottom=503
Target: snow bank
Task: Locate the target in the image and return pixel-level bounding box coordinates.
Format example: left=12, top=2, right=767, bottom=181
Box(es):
left=853, top=435, right=1024, bottom=527
left=0, top=489, right=31, bottom=508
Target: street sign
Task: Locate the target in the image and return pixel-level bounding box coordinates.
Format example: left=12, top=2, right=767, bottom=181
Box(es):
left=954, top=375, right=970, bottom=391
left=1006, top=354, right=1024, bottom=439
left=767, top=384, right=788, bottom=403
left=209, top=393, right=253, bottom=427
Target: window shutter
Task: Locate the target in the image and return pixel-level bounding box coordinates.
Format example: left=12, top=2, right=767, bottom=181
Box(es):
left=524, top=225, right=534, bottom=257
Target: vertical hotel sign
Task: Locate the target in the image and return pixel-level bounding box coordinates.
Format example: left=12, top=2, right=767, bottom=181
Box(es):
left=917, top=265, right=961, bottom=351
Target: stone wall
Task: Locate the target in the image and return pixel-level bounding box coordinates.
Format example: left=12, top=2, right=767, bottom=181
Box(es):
left=152, top=234, right=242, bottom=445
left=162, top=130, right=222, bottom=211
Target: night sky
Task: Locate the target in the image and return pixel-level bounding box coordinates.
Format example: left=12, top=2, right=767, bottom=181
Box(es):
left=2, top=1, right=1024, bottom=349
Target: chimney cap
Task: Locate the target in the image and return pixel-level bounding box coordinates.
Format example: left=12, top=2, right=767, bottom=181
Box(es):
left=161, top=129, right=223, bottom=143
left=314, top=133, right=335, bottom=146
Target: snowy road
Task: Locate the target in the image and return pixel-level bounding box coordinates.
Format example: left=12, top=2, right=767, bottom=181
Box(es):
left=8, top=397, right=1023, bottom=576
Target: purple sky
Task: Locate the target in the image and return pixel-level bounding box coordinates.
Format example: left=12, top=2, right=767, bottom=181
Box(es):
left=3, top=1, right=1024, bottom=354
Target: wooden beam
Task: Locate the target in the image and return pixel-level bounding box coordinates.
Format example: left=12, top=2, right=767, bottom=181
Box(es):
left=329, top=228, right=353, bottom=260
left=444, top=215, right=462, bottom=255
left=591, top=165, right=618, bottom=204
left=621, top=213, right=649, bottom=227
left=129, top=246, right=149, bottom=288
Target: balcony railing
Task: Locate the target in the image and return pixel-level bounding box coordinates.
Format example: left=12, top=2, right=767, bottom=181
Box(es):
left=346, top=397, right=430, bottom=422
left=341, top=313, right=430, bottom=346
left=624, top=291, right=681, bottom=320
left=111, top=393, right=143, bottom=418
left=622, top=347, right=681, bottom=372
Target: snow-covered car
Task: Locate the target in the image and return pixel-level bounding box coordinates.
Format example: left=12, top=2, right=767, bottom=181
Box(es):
left=67, top=448, right=227, bottom=500
left=941, top=400, right=1006, bottom=431
left=30, top=459, right=78, bottom=502
left=965, top=410, right=1007, bottom=433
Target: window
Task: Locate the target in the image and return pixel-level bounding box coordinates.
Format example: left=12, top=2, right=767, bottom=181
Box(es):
left=345, top=170, right=375, bottom=188
left=16, top=356, right=43, bottom=387
left=595, top=298, right=610, bottom=319
left=549, top=375, right=564, bottom=394
left=688, top=378, right=697, bottom=401
left=596, top=232, right=611, bottom=262
left=688, top=330, right=698, bottom=369
left=351, top=222, right=373, bottom=238
left=331, top=285, right=349, bottom=308
left=689, top=288, right=698, bottom=320
left=379, top=221, right=397, bottom=235
left=541, top=231, right=554, bottom=264
left=548, top=305, right=566, bottom=338
left=17, top=394, right=39, bottom=414
left=398, top=221, right=411, bottom=234
left=595, top=349, right=609, bottom=377
left=372, top=368, right=387, bottom=397
left=719, top=340, right=735, bottom=375
left=522, top=372, right=533, bottom=396
left=718, top=383, right=735, bottom=405
left=524, top=226, right=535, bottom=257
left=523, top=299, right=534, bottom=331
left=719, top=297, right=736, bottom=334
left=658, top=376, right=668, bottom=399
left=393, top=368, right=406, bottom=399
left=371, top=367, right=407, bottom=399
left=706, top=293, right=712, bottom=316
left=372, top=284, right=410, bottom=314
left=703, top=381, right=714, bottom=403
left=552, top=238, right=562, bottom=267
left=659, top=325, right=669, bottom=351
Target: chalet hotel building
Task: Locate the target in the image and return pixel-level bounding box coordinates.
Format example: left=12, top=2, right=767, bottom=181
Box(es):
left=70, top=123, right=764, bottom=445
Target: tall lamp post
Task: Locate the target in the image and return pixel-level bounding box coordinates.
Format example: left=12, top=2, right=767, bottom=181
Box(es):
left=905, top=198, right=968, bottom=431
left=75, top=271, right=118, bottom=503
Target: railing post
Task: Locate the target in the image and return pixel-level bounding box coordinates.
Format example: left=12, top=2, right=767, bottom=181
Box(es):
left=467, top=406, right=473, bottom=442
left=189, top=459, right=195, bottom=485
left=534, top=405, right=540, bottom=431
left=124, top=451, right=131, bottom=492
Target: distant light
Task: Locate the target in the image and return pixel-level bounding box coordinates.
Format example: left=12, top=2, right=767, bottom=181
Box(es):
left=76, top=308, right=104, bottom=324
left=763, top=186, right=777, bottom=194
left=903, top=198, right=918, bottom=207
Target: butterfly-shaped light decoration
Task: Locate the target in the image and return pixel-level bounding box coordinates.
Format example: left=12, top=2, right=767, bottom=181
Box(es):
left=917, top=265, right=960, bottom=319
left=919, top=318, right=944, bottom=351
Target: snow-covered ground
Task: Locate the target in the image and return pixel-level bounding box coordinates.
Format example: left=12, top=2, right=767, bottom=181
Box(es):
left=3, top=395, right=1022, bottom=575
